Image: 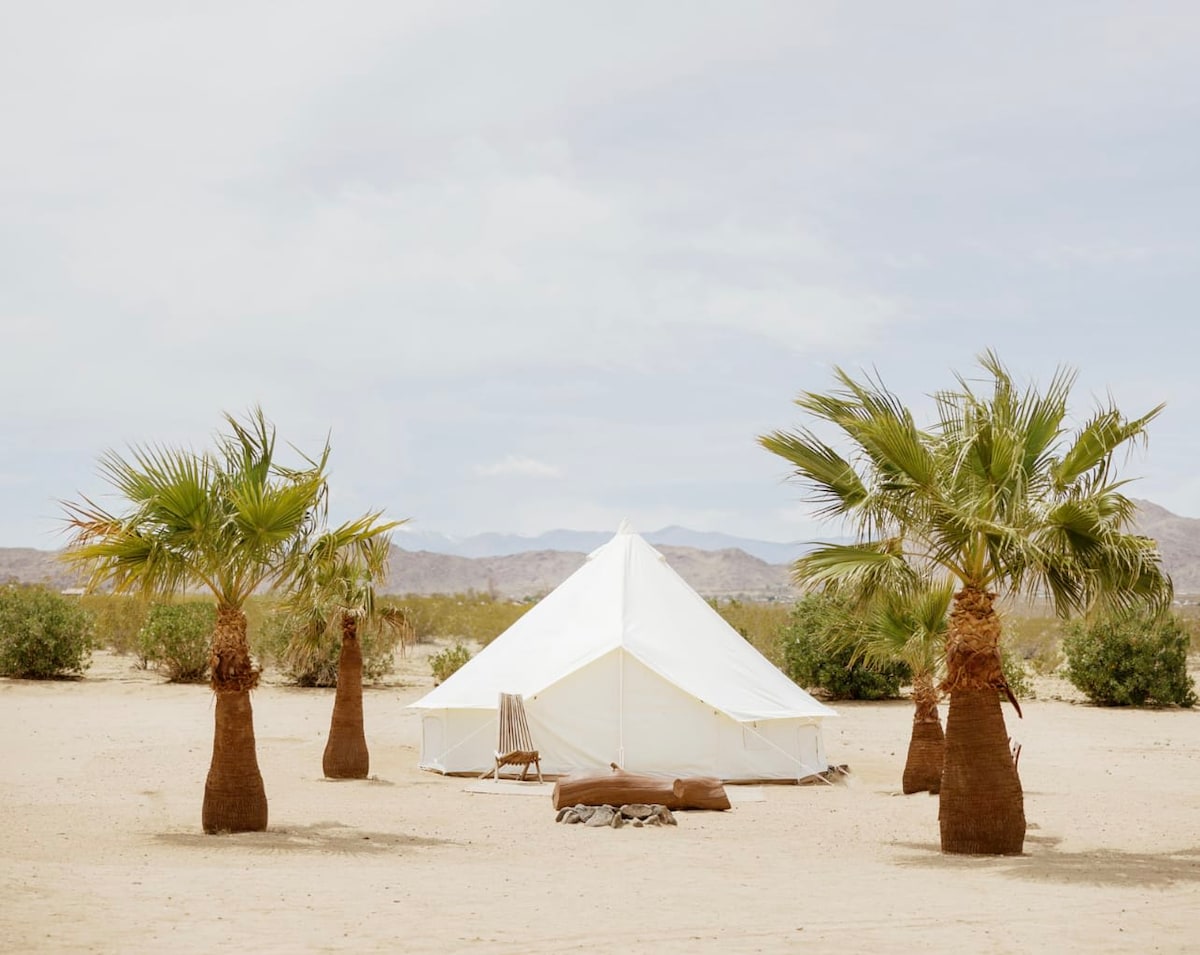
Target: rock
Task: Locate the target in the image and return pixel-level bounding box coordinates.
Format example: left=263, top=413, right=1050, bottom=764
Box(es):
left=556, top=801, right=676, bottom=830
left=585, top=806, right=615, bottom=828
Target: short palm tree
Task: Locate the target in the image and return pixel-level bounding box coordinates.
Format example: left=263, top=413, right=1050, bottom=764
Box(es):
left=278, top=526, right=403, bottom=779
left=858, top=581, right=952, bottom=795
left=61, top=409, right=333, bottom=833
left=760, top=352, right=1171, bottom=854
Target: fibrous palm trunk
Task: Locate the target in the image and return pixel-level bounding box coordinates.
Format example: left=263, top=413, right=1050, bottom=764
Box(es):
left=202, top=606, right=267, bottom=833
left=938, top=587, right=1024, bottom=854
left=902, top=671, right=944, bottom=795
left=322, top=614, right=369, bottom=779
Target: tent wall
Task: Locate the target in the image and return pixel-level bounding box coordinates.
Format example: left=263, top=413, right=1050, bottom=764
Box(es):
left=421, top=649, right=829, bottom=780
left=714, top=716, right=827, bottom=782
left=418, top=708, right=494, bottom=775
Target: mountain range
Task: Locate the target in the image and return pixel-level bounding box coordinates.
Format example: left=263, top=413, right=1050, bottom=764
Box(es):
left=391, top=524, right=816, bottom=565
left=4, top=500, right=1198, bottom=599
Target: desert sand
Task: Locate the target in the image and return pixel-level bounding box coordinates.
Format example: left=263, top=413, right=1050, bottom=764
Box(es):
left=3, top=648, right=1199, bottom=954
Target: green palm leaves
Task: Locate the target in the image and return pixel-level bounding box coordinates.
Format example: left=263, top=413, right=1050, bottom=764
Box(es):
left=62, top=408, right=330, bottom=610
left=275, top=520, right=402, bottom=668
left=859, top=580, right=954, bottom=679
left=760, top=352, right=1172, bottom=615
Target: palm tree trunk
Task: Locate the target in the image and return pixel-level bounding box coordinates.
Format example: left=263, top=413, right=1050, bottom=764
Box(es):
left=938, top=587, right=1024, bottom=854
left=322, top=614, right=369, bottom=779
left=902, top=671, right=944, bottom=795
left=202, top=606, right=267, bottom=833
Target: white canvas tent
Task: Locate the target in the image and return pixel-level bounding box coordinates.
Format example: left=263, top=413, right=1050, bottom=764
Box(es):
left=410, top=525, right=835, bottom=781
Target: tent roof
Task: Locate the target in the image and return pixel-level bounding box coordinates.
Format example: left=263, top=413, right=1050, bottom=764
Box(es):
left=409, top=526, right=834, bottom=722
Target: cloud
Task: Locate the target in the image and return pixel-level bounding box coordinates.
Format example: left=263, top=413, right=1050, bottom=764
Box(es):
left=474, top=455, right=564, bottom=480
left=3, top=2, right=1200, bottom=548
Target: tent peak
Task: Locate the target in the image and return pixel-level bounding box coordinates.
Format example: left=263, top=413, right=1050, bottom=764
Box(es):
left=615, top=518, right=636, bottom=535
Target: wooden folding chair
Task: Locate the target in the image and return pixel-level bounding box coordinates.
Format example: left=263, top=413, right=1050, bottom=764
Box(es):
left=480, top=692, right=543, bottom=783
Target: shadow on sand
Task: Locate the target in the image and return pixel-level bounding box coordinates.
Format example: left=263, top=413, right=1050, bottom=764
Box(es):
left=890, top=838, right=1200, bottom=888
left=155, top=821, right=456, bottom=855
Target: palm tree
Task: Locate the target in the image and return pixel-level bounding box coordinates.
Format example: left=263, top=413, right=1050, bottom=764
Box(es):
left=278, top=527, right=403, bottom=779
left=760, top=352, right=1171, bottom=854
left=61, top=408, right=333, bottom=833
left=858, top=581, right=952, bottom=795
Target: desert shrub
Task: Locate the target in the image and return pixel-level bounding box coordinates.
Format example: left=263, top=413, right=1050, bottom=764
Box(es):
left=430, top=642, right=472, bottom=684
left=780, top=594, right=909, bottom=700
left=137, top=602, right=215, bottom=682
left=1179, top=607, right=1200, bottom=652
left=1000, top=644, right=1033, bottom=700
left=710, top=598, right=792, bottom=666
left=1002, top=613, right=1065, bottom=676
left=389, top=593, right=533, bottom=647
left=257, top=611, right=404, bottom=687
left=80, top=594, right=148, bottom=656
left=0, top=584, right=93, bottom=679
left=1062, top=610, right=1197, bottom=707
left=242, top=594, right=275, bottom=657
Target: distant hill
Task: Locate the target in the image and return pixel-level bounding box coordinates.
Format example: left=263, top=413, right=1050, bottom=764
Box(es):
left=392, top=525, right=816, bottom=565
left=384, top=544, right=795, bottom=600
left=1130, top=500, right=1200, bottom=594
left=3, top=501, right=1197, bottom=598
left=0, top=540, right=795, bottom=601
left=0, top=548, right=82, bottom=591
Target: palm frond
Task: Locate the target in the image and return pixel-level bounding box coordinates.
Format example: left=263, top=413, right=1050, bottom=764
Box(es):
left=1052, top=403, right=1164, bottom=491
left=793, top=540, right=917, bottom=595
left=60, top=408, right=341, bottom=612
left=764, top=351, right=1171, bottom=621
left=859, top=580, right=953, bottom=675
left=758, top=429, right=868, bottom=519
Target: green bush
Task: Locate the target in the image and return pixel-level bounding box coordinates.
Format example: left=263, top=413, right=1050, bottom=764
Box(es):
left=1000, top=644, right=1033, bottom=700
left=1063, top=610, right=1196, bottom=707
left=780, top=594, right=910, bottom=700
left=0, top=585, right=93, bottom=679
left=137, top=602, right=215, bottom=683
left=430, top=642, right=472, bottom=684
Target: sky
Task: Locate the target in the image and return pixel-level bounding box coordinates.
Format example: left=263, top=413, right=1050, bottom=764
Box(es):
left=2, top=2, right=1198, bottom=550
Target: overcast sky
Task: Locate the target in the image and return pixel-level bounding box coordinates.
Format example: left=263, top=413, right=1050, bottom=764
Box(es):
left=2, top=2, right=1197, bottom=550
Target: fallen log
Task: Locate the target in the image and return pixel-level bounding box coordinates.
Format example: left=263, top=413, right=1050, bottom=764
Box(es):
left=551, top=769, right=730, bottom=811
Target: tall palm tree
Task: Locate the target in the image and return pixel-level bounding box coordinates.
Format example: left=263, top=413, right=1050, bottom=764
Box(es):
left=278, top=527, right=403, bottom=779
left=760, top=352, right=1171, bottom=854
left=61, top=408, right=333, bottom=833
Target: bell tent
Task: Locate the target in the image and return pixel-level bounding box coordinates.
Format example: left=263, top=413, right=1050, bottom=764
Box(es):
left=409, top=524, right=835, bottom=781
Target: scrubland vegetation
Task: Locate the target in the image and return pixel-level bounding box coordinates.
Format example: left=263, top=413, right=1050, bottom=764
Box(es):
left=0, top=584, right=93, bottom=678
left=8, top=586, right=1197, bottom=707
left=381, top=592, right=535, bottom=647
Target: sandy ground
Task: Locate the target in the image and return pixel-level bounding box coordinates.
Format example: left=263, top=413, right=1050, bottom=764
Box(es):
left=2, top=648, right=1199, bottom=955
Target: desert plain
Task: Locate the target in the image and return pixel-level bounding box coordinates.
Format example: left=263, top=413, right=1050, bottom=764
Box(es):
left=2, top=646, right=1198, bottom=954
